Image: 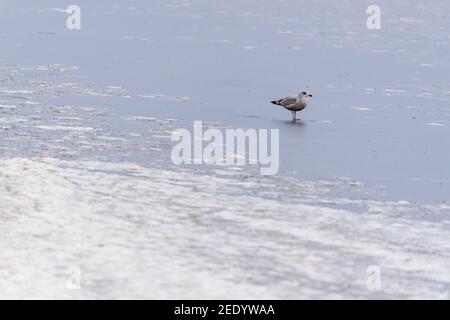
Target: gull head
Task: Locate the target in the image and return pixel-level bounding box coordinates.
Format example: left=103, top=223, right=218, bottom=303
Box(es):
left=300, top=91, right=313, bottom=98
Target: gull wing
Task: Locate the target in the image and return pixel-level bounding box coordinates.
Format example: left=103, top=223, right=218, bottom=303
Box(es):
left=274, top=96, right=297, bottom=107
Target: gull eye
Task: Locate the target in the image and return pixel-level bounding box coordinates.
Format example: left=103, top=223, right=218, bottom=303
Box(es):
left=302, top=91, right=307, bottom=95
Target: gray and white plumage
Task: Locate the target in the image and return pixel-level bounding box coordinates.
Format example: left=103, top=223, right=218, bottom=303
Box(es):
left=271, top=91, right=313, bottom=122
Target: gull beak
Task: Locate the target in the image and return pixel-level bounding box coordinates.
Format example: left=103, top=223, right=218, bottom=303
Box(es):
left=308, top=94, right=313, bottom=97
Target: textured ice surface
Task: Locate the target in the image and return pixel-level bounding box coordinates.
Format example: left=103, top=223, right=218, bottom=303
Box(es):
left=1, top=157, right=449, bottom=299
left=1, top=89, right=449, bottom=298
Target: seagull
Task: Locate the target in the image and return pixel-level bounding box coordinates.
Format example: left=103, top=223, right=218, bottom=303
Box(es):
left=271, top=91, right=313, bottom=122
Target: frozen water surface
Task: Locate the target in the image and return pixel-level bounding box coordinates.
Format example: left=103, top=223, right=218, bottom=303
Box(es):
left=0, top=0, right=449, bottom=298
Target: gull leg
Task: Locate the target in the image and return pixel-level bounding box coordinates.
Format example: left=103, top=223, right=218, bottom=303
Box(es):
left=292, top=111, right=296, bottom=122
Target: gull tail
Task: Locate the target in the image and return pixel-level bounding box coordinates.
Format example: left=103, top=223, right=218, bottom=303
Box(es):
left=271, top=100, right=280, bottom=105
